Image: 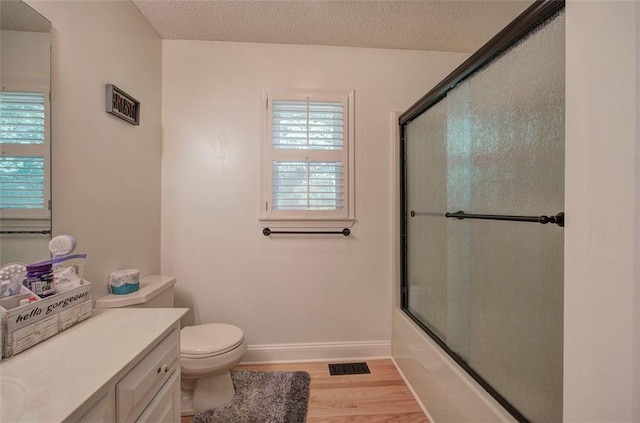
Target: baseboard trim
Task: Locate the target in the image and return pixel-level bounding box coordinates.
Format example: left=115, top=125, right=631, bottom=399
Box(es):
left=241, top=340, right=392, bottom=364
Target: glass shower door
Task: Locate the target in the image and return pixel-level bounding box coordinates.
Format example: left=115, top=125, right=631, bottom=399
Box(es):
left=402, top=10, right=564, bottom=423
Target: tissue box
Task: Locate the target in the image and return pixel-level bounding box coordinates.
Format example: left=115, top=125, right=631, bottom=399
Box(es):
left=108, top=269, right=140, bottom=295
left=1, top=280, right=92, bottom=357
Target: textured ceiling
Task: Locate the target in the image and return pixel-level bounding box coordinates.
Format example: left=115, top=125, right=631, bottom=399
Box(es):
left=1, top=0, right=51, bottom=33
left=132, top=0, right=534, bottom=53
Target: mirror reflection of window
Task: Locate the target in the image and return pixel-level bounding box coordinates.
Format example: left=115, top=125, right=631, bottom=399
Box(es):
left=0, top=0, right=51, bottom=265
left=0, top=91, right=48, bottom=215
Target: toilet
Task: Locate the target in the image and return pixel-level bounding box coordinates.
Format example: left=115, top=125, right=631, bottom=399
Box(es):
left=94, top=275, right=246, bottom=415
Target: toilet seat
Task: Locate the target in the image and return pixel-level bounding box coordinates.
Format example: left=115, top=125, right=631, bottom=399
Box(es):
left=180, top=323, right=244, bottom=359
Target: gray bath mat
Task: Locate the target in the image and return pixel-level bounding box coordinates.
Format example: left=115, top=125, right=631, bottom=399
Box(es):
left=192, top=370, right=310, bottom=423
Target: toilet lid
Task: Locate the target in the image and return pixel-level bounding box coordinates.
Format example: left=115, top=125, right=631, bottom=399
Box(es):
left=180, top=323, right=244, bottom=358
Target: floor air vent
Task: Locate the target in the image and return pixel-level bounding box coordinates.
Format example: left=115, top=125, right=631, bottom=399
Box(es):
left=328, top=362, right=370, bottom=376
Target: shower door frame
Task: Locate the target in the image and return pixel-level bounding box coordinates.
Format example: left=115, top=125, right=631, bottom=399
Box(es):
left=399, top=1, right=565, bottom=421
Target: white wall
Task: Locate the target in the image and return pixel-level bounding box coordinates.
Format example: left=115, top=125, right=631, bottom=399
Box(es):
left=26, top=0, right=163, bottom=296
left=162, top=40, right=466, bottom=358
left=565, top=1, right=639, bottom=421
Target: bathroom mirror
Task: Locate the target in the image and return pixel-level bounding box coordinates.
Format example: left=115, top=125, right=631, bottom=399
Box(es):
left=0, top=0, right=51, bottom=264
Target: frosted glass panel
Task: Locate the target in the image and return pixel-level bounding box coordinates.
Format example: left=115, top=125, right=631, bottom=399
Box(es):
left=405, top=100, right=448, bottom=340
left=450, top=12, right=564, bottom=423
left=403, top=11, right=564, bottom=423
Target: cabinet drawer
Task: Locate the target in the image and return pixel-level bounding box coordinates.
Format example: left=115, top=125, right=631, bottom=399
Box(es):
left=117, top=329, right=179, bottom=423
left=136, top=371, right=180, bottom=423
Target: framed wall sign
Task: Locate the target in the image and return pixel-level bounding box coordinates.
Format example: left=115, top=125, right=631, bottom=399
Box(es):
left=105, top=84, right=140, bottom=126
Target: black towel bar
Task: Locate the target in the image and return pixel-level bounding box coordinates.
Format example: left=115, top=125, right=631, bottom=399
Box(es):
left=263, top=228, right=350, bottom=236
left=0, top=230, right=52, bottom=235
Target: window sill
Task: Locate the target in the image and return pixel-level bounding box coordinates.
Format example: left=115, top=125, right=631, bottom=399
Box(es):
left=0, top=217, right=50, bottom=228
left=258, top=217, right=355, bottom=231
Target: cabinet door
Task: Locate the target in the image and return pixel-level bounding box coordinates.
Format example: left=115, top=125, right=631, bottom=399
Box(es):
left=76, top=391, right=113, bottom=423
left=136, top=371, right=180, bottom=423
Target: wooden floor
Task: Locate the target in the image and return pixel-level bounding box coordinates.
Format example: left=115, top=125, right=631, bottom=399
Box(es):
left=181, top=359, right=428, bottom=422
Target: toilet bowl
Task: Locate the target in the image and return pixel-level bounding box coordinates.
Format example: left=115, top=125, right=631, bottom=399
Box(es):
left=93, top=275, right=246, bottom=415
left=180, top=323, right=247, bottom=414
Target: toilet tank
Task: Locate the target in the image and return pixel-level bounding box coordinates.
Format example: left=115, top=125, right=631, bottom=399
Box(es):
left=94, top=275, right=176, bottom=309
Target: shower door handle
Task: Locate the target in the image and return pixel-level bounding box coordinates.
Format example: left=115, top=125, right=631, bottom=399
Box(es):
left=443, top=211, right=565, bottom=227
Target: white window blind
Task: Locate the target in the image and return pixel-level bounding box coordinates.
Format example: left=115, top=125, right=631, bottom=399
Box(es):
left=0, top=156, right=45, bottom=209
left=0, top=92, right=47, bottom=211
left=272, top=101, right=344, bottom=151
left=272, top=161, right=344, bottom=210
left=271, top=99, right=344, bottom=211
left=262, top=91, right=354, bottom=226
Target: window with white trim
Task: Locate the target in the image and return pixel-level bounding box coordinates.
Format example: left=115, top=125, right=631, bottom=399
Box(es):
left=261, top=90, right=355, bottom=228
left=0, top=91, right=50, bottom=219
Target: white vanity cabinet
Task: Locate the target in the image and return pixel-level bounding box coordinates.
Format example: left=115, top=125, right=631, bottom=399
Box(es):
left=74, top=327, right=181, bottom=423
left=0, top=308, right=187, bottom=423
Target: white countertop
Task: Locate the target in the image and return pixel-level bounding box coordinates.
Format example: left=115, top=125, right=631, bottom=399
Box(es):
left=0, top=308, right=187, bottom=422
